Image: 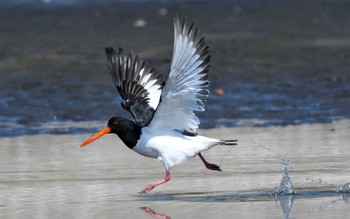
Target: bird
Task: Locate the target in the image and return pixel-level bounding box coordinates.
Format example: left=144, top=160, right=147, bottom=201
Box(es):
left=80, top=15, right=237, bottom=193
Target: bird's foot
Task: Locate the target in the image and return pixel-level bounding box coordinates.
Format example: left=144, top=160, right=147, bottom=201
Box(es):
left=198, top=152, right=222, bottom=171
left=139, top=184, right=156, bottom=194
left=204, top=163, right=222, bottom=171
left=139, top=170, right=171, bottom=194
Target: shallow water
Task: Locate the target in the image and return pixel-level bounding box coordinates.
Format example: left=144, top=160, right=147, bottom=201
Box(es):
left=0, top=120, right=349, bottom=218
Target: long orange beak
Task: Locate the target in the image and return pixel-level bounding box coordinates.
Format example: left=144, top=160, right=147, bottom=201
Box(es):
left=80, top=127, right=111, bottom=147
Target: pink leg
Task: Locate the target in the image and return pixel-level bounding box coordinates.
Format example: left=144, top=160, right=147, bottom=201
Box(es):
left=198, top=153, right=222, bottom=171
left=139, top=170, right=171, bottom=194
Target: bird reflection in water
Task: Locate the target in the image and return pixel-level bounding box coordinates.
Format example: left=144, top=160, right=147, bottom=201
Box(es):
left=140, top=207, right=171, bottom=219
left=275, top=195, right=295, bottom=219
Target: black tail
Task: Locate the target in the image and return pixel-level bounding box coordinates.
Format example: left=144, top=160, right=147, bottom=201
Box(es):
left=221, top=139, right=237, bottom=146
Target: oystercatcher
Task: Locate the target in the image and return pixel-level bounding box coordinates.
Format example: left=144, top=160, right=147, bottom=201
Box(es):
left=80, top=15, right=237, bottom=193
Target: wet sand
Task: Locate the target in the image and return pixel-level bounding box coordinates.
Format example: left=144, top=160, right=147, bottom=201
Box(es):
left=0, top=120, right=349, bottom=218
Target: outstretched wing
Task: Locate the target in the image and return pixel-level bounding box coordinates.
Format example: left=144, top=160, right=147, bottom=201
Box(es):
left=105, top=47, right=164, bottom=127
left=148, top=16, right=210, bottom=134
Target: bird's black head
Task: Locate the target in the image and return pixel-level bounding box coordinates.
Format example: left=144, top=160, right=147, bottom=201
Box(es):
left=80, top=117, right=141, bottom=149
left=107, top=117, right=134, bottom=134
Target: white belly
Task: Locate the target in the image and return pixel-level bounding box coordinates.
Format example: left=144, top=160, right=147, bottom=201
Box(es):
left=132, top=139, right=159, bottom=158
left=133, top=128, right=222, bottom=170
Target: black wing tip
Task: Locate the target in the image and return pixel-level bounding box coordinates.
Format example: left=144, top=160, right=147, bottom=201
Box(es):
left=175, top=16, right=200, bottom=39
left=105, top=46, right=128, bottom=57
left=105, top=46, right=114, bottom=52
left=172, top=14, right=208, bottom=51
left=174, top=15, right=209, bottom=63
left=105, top=46, right=117, bottom=57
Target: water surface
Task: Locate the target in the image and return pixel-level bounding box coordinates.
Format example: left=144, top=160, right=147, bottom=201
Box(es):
left=0, top=121, right=349, bottom=218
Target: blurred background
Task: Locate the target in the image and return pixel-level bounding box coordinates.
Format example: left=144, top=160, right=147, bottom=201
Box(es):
left=1, top=0, right=350, bottom=136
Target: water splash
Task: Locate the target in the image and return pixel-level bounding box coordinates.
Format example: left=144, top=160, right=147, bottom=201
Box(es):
left=251, top=140, right=295, bottom=195
left=338, top=183, right=350, bottom=193
left=275, top=166, right=296, bottom=195
left=307, top=178, right=350, bottom=193
left=306, top=177, right=333, bottom=186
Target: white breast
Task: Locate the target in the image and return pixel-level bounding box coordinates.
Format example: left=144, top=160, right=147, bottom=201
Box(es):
left=133, top=127, right=222, bottom=170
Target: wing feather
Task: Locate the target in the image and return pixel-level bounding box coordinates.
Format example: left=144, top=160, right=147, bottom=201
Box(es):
left=105, top=47, right=164, bottom=127
left=149, top=16, right=210, bottom=134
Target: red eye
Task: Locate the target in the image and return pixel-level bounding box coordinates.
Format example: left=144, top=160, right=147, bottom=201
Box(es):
left=113, top=121, right=118, bottom=125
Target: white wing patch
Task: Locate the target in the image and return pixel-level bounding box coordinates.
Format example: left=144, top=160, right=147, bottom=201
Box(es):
left=149, top=16, right=210, bottom=133
left=139, top=69, right=163, bottom=109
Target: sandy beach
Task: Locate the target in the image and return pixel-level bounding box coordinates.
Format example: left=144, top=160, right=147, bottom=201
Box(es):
left=0, top=120, right=349, bottom=218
